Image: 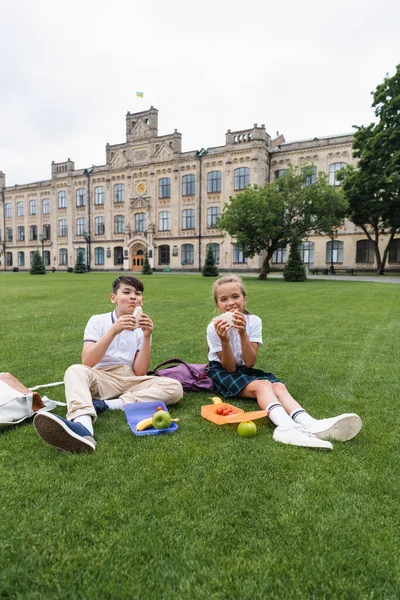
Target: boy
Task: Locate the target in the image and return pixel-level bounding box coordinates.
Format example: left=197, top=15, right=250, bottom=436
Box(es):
left=34, top=276, right=183, bottom=453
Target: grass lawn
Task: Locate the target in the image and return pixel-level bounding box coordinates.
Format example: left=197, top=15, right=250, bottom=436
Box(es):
left=1, top=272, right=400, bottom=600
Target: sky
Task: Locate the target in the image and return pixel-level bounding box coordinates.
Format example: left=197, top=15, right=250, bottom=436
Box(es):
left=0, top=0, right=399, bottom=187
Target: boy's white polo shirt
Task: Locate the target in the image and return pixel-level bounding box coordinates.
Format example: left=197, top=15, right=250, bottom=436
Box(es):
left=207, top=313, right=263, bottom=365
left=84, top=310, right=145, bottom=369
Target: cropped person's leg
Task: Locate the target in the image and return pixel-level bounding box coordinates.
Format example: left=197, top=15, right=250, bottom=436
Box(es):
left=120, top=376, right=183, bottom=407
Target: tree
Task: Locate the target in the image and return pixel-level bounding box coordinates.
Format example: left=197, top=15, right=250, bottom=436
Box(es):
left=337, top=65, right=400, bottom=275
left=142, top=250, right=153, bottom=275
left=30, top=250, right=46, bottom=275
left=283, top=238, right=306, bottom=282
left=218, top=167, right=347, bottom=279
left=74, top=251, right=87, bottom=273
left=202, top=244, right=219, bottom=277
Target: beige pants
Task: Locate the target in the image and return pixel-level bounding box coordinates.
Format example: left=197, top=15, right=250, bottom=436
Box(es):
left=64, top=364, right=183, bottom=422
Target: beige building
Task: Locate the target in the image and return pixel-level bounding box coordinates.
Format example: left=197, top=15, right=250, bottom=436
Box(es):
left=1, top=107, right=399, bottom=273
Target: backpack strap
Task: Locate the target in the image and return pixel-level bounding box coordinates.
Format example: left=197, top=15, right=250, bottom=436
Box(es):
left=151, top=358, right=188, bottom=371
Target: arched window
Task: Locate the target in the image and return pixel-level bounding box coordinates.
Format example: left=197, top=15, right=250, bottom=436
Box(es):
left=302, top=166, right=317, bottom=187
left=6, top=252, right=13, bottom=266
left=18, top=252, right=25, bottom=267
left=272, top=247, right=287, bottom=264
left=17, top=226, right=25, bottom=241
left=207, top=207, right=221, bottom=228
left=299, top=241, right=315, bottom=265
left=30, top=225, right=37, bottom=241
left=182, top=174, right=195, bottom=196
left=58, top=191, right=67, bottom=208
left=5, top=203, right=12, bottom=218
left=135, top=213, right=146, bottom=232
left=95, top=247, right=105, bottom=265
left=159, top=211, right=170, bottom=231
left=42, top=198, right=50, bottom=214
left=6, top=228, right=13, bottom=242
left=274, top=169, right=287, bottom=179
left=59, top=248, right=68, bottom=266
left=207, top=171, right=221, bottom=193
left=326, top=241, right=344, bottom=264
left=95, top=186, right=104, bottom=205
left=234, top=167, right=250, bottom=191
left=206, top=243, right=220, bottom=264
left=76, top=247, right=86, bottom=262
left=389, top=238, right=400, bottom=263
left=114, top=184, right=124, bottom=203
left=29, top=200, right=37, bottom=215
left=17, top=201, right=24, bottom=217
left=329, top=163, right=347, bottom=186
left=181, top=244, right=194, bottom=264
left=114, top=246, right=123, bottom=266
left=159, top=178, right=171, bottom=199
left=43, top=224, right=51, bottom=240
left=43, top=251, right=51, bottom=266
left=182, top=209, right=195, bottom=230
left=114, top=215, right=124, bottom=234
left=95, top=216, right=105, bottom=235
left=233, top=243, right=248, bottom=263
left=29, top=251, right=35, bottom=265
left=59, top=219, right=68, bottom=237
left=76, top=218, right=86, bottom=236
left=356, top=239, right=374, bottom=264
left=158, top=245, right=170, bottom=265
left=76, top=188, right=86, bottom=207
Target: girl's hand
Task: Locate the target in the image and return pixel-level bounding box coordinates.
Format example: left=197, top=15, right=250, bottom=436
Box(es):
left=232, top=311, right=247, bottom=334
left=214, top=318, right=231, bottom=341
left=138, top=313, right=153, bottom=337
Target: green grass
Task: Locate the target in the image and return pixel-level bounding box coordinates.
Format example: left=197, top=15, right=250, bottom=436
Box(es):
left=1, top=272, right=400, bottom=600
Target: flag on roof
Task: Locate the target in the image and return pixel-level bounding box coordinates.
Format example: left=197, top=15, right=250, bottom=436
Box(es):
left=136, top=91, right=144, bottom=98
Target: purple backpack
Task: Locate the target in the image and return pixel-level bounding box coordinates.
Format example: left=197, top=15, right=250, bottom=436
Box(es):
left=148, top=359, right=214, bottom=393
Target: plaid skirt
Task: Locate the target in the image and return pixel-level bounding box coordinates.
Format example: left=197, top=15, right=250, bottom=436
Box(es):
left=207, top=361, right=281, bottom=398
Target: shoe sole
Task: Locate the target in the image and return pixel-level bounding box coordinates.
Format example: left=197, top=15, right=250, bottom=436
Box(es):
left=273, top=432, right=333, bottom=451
left=34, top=413, right=96, bottom=454
left=313, top=415, right=362, bottom=441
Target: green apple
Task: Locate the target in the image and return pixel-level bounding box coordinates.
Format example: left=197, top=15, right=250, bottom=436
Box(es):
left=152, top=410, right=172, bottom=430
left=237, top=421, right=257, bottom=437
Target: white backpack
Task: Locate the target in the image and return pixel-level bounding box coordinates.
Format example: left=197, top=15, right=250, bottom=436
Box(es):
left=0, top=372, right=65, bottom=429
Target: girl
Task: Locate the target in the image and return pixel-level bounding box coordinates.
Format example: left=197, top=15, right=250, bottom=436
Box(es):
left=206, top=276, right=362, bottom=450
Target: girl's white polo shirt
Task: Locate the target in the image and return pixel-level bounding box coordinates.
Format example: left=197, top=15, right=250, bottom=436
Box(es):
left=84, top=310, right=145, bottom=369
left=207, top=313, right=263, bottom=365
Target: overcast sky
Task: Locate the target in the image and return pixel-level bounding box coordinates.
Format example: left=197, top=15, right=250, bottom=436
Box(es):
left=1, top=0, right=399, bottom=186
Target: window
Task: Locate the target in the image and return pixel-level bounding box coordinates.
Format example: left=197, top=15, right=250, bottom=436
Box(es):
left=76, top=188, right=86, bottom=207
left=158, top=245, right=170, bottom=265
left=207, top=207, right=221, bottom=228
left=42, top=198, right=50, bottom=214
left=43, top=251, right=51, bottom=266
left=29, top=251, right=35, bottom=265
left=43, top=224, right=51, bottom=240
left=207, top=171, right=221, bottom=193
left=182, top=174, right=195, bottom=196
left=114, top=215, right=124, bottom=234
left=389, top=238, right=400, bottom=263
left=95, top=216, right=105, bottom=235
left=6, top=228, right=13, bottom=242
left=356, top=239, right=374, bottom=264
left=6, top=252, right=13, bottom=266
left=17, top=202, right=24, bottom=217
left=272, top=247, right=287, bottom=263
left=59, top=248, right=68, bottom=266
left=5, top=203, right=12, bottom=218
left=30, top=225, right=37, bottom=241
left=114, top=246, right=123, bottom=266
left=182, top=209, right=195, bottom=230
left=114, top=183, right=124, bottom=203
left=76, top=247, right=86, bottom=263
left=95, top=247, right=105, bottom=265
left=181, top=244, right=194, bottom=264
left=302, top=166, right=317, bottom=187
left=58, top=191, right=67, bottom=208
left=159, top=211, right=170, bottom=231
left=95, top=186, right=104, bottom=205
left=329, top=163, right=347, bottom=186
left=234, top=167, right=250, bottom=191
left=17, top=226, right=25, bottom=241
left=299, top=241, right=315, bottom=265
left=274, top=169, right=287, bottom=179
left=135, top=213, right=146, bottom=232
left=59, top=219, right=68, bottom=237
left=29, top=200, right=37, bottom=215
left=207, top=243, right=220, bottom=264
left=18, top=252, right=25, bottom=267
left=326, top=241, right=344, bottom=264
left=159, top=178, right=171, bottom=199
left=233, top=243, right=248, bottom=263
left=76, top=217, right=86, bottom=236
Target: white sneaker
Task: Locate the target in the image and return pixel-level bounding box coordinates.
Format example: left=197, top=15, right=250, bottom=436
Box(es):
left=273, top=424, right=333, bottom=450
left=308, top=414, right=362, bottom=441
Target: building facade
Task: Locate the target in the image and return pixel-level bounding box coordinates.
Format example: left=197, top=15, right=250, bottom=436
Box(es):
left=1, top=107, right=399, bottom=272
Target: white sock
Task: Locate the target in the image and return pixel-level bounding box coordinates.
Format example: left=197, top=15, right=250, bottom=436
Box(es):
left=267, top=402, right=297, bottom=429
left=105, top=398, right=124, bottom=410
left=73, top=415, right=94, bottom=435
left=290, top=409, right=319, bottom=429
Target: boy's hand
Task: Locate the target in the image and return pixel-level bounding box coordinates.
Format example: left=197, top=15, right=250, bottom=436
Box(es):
left=112, top=315, right=136, bottom=334
left=138, top=312, right=153, bottom=337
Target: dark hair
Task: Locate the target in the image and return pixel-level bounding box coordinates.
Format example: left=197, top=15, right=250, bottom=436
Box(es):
left=112, top=276, right=144, bottom=294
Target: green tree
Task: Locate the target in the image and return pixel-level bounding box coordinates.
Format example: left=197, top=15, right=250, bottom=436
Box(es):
left=283, top=238, right=306, bottom=282
left=142, top=250, right=153, bottom=275
left=202, top=244, right=219, bottom=277
left=218, top=167, right=347, bottom=280
left=338, top=65, right=400, bottom=275
left=74, top=251, right=87, bottom=273
left=30, top=250, right=46, bottom=275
